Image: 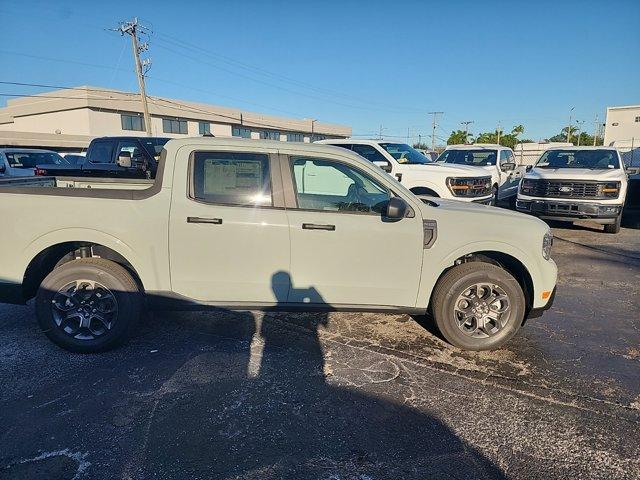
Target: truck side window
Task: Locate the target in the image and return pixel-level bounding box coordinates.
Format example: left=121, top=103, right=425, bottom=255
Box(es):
left=350, top=144, right=388, bottom=163
left=291, top=157, right=390, bottom=214
left=90, top=142, right=115, bottom=164
left=116, top=141, right=143, bottom=160
left=190, top=151, right=272, bottom=206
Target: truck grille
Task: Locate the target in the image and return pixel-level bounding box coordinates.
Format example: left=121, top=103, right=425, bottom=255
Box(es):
left=521, top=180, right=620, bottom=200
left=447, top=176, right=492, bottom=198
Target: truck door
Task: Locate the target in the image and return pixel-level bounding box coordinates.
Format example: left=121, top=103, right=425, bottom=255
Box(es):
left=284, top=154, right=422, bottom=307
left=498, top=150, right=521, bottom=200
left=169, top=149, right=290, bottom=303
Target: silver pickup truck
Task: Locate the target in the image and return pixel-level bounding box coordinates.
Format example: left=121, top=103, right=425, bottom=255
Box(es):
left=0, top=138, right=557, bottom=353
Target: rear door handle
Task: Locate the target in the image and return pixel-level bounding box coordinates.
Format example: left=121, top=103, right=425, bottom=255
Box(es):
left=302, top=223, right=335, bottom=231
left=187, top=217, right=222, bottom=225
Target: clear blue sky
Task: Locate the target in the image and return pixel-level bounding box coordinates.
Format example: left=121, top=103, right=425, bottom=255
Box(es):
left=1, top=0, right=639, bottom=144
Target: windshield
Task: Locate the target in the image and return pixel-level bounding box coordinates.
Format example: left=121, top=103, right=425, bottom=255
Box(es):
left=379, top=143, right=432, bottom=165
left=535, top=149, right=620, bottom=169
left=438, top=149, right=497, bottom=166
left=5, top=151, right=69, bottom=169
left=140, top=138, right=170, bottom=157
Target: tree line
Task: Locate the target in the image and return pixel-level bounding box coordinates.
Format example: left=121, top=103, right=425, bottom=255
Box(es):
left=444, top=125, right=603, bottom=148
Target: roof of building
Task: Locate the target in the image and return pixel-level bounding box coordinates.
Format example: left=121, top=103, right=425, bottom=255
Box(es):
left=606, top=105, right=640, bottom=111
left=0, top=86, right=351, bottom=137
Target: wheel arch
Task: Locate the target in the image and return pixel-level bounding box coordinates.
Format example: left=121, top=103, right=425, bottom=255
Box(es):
left=426, top=247, right=535, bottom=319
left=22, top=237, right=144, bottom=302
left=410, top=186, right=441, bottom=197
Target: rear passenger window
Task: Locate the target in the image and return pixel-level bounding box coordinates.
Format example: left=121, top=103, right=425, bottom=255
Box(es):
left=90, top=142, right=114, bottom=164
left=191, top=151, right=272, bottom=206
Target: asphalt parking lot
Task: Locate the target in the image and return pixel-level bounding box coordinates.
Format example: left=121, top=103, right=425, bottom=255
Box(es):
left=1, top=222, right=639, bottom=480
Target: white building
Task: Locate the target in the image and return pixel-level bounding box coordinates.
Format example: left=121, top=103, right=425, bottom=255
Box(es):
left=604, top=104, right=640, bottom=147
left=0, top=86, right=351, bottom=150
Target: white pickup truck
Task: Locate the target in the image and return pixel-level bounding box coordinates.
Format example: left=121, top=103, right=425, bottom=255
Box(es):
left=437, top=144, right=525, bottom=204
left=316, top=139, right=494, bottom=204
left=516, top=147, right=628, bottom=233
left=0, top=138, right=557, bottom=353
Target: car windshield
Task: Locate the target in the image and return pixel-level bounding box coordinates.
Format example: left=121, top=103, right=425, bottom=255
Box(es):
left=535, top=149, right=620, bottom=169
left=438, top=149, right=497, bottom=166
left=140, top=138, right=170, bottom=158
left=5, top=151, right=70, bottom=168
left=379, top=143, right=432, bottom=165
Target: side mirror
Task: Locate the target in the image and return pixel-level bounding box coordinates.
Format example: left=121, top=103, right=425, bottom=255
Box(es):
left=500, top=162, right=516, bottom=172
left=117, top=151, right=132, bottom=168
left=385, top=197, right=407, bottom=220
left=373, top=160, right=392, bottom=173
left=525, top=165, right=533, bottom=172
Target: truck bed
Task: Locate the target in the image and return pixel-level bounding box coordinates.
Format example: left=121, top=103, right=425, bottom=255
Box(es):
left=0, top=176, right=154, bottom=190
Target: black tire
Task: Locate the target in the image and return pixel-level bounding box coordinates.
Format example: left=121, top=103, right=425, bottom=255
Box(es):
left=35, top=258, right=142, bottom=353
left=603, top=214, right=622, bottom=234
left=431, top=262, right=525, bottom=351
left=490, top=185, right=498, bottom=206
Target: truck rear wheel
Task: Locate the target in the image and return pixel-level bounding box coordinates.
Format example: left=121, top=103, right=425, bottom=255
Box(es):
left=35, top=258, right=142, bottom=353
left=431, top=262, right=525, bottom=351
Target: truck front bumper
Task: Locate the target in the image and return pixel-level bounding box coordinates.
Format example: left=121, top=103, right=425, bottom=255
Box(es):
left=516, top=199, right=622, bottom=224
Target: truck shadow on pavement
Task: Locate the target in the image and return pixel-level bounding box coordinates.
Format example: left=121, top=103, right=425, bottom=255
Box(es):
left=1, top=272, right=507, bottom=479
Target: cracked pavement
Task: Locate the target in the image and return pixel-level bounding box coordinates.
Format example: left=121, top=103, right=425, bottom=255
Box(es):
left=1, top=222, right=639, bottom=479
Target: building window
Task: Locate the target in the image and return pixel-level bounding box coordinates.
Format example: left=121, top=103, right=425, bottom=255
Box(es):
left=635, top=116, right=640, bottom=123
left=121, top=113, right=145, bottom=132
left=199, top=122, right=211, bottom=135
left=232, top=126, right=252, bottom=138
left=287, top=132, right=304, bottom=142
left=163, top=118, right=188, bottom=134
left=260, top=130, right=280, bottom=140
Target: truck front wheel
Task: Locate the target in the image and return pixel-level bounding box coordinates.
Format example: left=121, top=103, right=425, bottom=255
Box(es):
left=431, top=262, right=525, bottom=351
left=35, top=258, right=142, bottom=353
left=603, top=213, right=622, bottom=234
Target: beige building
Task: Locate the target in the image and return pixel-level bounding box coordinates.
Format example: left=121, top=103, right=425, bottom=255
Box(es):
left=604, top=104, right=640, bottom=148
left=0, top=86, right=351, bottom=150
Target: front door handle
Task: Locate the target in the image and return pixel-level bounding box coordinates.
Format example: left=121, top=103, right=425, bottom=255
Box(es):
left=302, top=223, right=335, bottom=231
left=187, top=217, right=223, bottom=225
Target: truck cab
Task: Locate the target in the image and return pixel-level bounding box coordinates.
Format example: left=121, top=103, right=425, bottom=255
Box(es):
left=516, top=147, right=628, bottom=233
left=35, top=136, right=169, bottom=179
left=437, top=144, right=524, bottom=202
left=317, top=139, right=494, bottom=204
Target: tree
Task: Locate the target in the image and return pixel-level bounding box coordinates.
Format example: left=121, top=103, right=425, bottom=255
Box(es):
left=474, top=125, right=525, bottom=149
left=447, top=129, right=473, bottom=145
left=546, top=127, right=603, bottom=146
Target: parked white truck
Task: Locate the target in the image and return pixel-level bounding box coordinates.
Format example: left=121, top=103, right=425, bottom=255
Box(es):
left=516, top=147, right=628, bottom=233
left=316, top=139, right=495, bottom=204
left=437, top=144, right=525, bottom=203
left=0, top=138, right=557, bottom=353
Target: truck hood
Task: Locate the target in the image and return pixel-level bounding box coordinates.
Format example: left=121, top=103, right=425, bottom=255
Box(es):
left=5, top=168, right=35, bottom=177
left=397, top=163, right=491, bottom=178
left=417, top=196, right=525, bottom=219
left=525, top=167, right=625, bottom=182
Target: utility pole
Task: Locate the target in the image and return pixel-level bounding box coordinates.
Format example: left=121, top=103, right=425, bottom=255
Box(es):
left=117, top=18, right=153, bottom=136
left=461, top=121, right=473, bottom=143
left=575, top=120, right=585, bottom=146
left=310, top=119, right=317, bottom=142
left=428, top=112, right=443, bottom=151
left=567, top=107, right=574, bottom=144
left=593, top=114, right=599, bottom=146
left=496, top=122, right=502, bottom=145
left=378, top=124, right=384, bottom=140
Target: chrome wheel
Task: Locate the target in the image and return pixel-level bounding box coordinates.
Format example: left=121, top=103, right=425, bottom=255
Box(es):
left=453, top=283, right=511, bottom=338
left=51, top=280, right=118, bottom=340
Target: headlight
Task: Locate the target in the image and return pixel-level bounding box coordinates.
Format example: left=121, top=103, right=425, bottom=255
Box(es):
left=542, top=230, right=553, bottom=260
left=599, top=182, right=621, bottom=198
left=520, top=179, right=538, bottom=195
